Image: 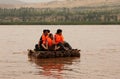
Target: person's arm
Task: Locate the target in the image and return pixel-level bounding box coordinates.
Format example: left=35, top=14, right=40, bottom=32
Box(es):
left=54, top=34, right=57, bottom=44
left=52, top=38, right=56, bottom=44
left=41, top=37, right=48, bottom=50
left=38, top=40, right=41, bottom=47
left=55, top=45, right=60, bottom=50
left=61, top=35, right=64, bottom=43
left=41, top=44, right=48, bottom=50
left=38, top=36, right=42, bottom=47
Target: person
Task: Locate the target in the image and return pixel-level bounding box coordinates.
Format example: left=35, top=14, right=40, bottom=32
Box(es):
left=39, top=29, right=50, bottom=50
left=54, top=29, right=72, bottom=50
left=46, top=33, right=56, bottom=51
left=35, top=29, right=50, bottom=51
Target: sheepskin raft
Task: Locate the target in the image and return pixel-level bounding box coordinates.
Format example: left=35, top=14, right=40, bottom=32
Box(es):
left=28, top=49, right=81, bottom=59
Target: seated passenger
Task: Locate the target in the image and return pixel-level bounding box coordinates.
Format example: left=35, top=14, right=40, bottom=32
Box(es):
left=46, top=33, right=56, bottom=51
left=54, top=29, right=72, bottom=50
left=35, top=29, right=50, bottom=51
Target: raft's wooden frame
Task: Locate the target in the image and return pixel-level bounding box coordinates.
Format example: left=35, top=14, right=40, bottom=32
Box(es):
left=28, top=49, right=80, bottom=59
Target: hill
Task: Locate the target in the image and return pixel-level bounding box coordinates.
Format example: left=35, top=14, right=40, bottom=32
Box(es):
left=24, top=0, right=120, bottom=8
left=0, top=0, right=25, bottom=8
left=0, top=0, right=120, bottom=8
left=0, top=0, right=24, bottom=4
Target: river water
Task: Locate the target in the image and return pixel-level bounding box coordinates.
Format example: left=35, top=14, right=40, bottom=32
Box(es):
left=0, top=25, right=120, bottom=79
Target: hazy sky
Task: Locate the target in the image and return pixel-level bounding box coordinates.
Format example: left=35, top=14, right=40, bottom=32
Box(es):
left=19, top=0, right=63, bottom=3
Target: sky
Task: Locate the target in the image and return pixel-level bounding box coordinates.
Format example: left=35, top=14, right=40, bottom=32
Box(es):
left=19, top=0, right=63, bottom=3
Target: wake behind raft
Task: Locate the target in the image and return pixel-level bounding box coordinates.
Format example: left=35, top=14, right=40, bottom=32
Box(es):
left=28, top=49, right=81, bottom=59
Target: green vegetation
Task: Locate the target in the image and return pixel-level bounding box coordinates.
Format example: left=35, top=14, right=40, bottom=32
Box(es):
left=0, top=6, right=120, bottom=25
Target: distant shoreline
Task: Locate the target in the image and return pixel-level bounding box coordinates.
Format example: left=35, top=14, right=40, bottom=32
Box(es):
left=0, top=6, right=120, bottom=25
left=0, top=22, right=120, bottom=25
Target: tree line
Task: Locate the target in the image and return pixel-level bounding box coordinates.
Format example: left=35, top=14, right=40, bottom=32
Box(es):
left=0, top=7, right=120, bottom=25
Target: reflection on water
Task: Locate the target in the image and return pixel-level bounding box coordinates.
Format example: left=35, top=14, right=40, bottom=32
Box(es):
left=28, top=57, right=80, bottom=79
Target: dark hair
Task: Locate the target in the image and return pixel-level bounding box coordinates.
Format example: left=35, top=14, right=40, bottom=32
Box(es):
left=43, top=29, right=50, bottom=33
left=47, top=29, right=50, bottom=33
left=43, top=29, right=47, bottom=33
left=49, top=33, right=53, bottom=37
left=56, top=29, right=62, bottom=34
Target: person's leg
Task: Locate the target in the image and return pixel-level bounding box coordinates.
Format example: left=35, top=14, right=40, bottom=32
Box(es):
left=49, top=45, right=55, bottom=51
left=57, top=42, right=67, bottom=50
left=40, top=45, right=47, bottom=51
left=64, top=41, right=72, bottom=49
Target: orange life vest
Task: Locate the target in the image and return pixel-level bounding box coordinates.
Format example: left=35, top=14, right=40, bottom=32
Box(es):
left=39, top=34, right=48, bottom=45
left=54, top=34, right=64, bottom=44
left=47, top=37, right=53, bottom=47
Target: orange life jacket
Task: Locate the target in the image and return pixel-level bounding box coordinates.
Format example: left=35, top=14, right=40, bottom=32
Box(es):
left=39, top=34, right=48, bottom=45
left=47, top=37, right=53, bottom=47
left=54, top=34, right=64, bottom=44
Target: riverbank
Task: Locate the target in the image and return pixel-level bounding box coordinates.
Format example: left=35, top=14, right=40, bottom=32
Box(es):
left=0, top=21, right=120, bottom=25
left=0, top=6, right=120, bottom=25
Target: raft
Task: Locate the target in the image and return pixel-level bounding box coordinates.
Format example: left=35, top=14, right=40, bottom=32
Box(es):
left=28, top=49, right=81, bottom=59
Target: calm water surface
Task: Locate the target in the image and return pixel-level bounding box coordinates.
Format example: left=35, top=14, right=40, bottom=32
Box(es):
left=0, top=25, right=120, bottom=79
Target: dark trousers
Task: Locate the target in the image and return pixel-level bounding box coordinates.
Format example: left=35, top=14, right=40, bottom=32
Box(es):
left=64, top=41, right=72, bottom=49
left=57, top=41, right=72, bottom=50
left=48, top=45, right=55, bottom=51
left=35, top=44, right=47, bottom=51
